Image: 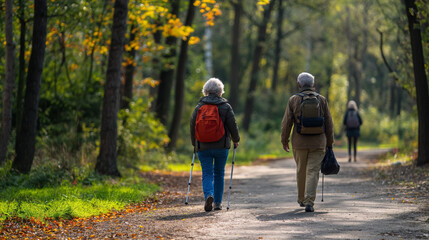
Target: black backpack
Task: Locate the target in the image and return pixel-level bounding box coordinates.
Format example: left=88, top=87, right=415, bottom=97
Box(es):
left=346, top=110, right=360, bottom=128
left=296, top=92, right=325, bottom=135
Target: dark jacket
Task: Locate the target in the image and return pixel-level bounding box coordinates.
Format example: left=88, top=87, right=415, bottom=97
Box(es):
left=343, top=108, right=362, bottom=137
left=190, top=94, right=240, bottom=151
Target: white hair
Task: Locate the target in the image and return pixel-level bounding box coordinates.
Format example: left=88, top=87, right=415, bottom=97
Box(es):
left=297, top=72, right=315, bottom=88
left=348, top=100, right=358, bottom=111
left=202, top=78, right=225, bottom=96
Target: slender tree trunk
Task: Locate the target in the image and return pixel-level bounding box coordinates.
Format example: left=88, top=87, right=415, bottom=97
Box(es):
left=149, top=19, right=162, bottom=107
left=95, top=0, right=129, bottom=177
left=59, top=30, right=73, bottom=88
left=354, top=0, right=370, bottom=108
left=396, top=87, right=402, bottom=116
left=304, top=25, right=312, bottom=72
left=390, top=81, right=397, bottom=117
left=271, top=0, right=283, bottom=91
left=378, top=28, right=402, bottom=117
left=155, top=0, right=180, bottom=125
left=167, top=0, right=196, bottom=151
left=242, top=0, right=276, bottom=131
left=121, top=22, right=137, bottom=110
left=404, top=0, right=429, bottom=166
left=204, top=27, right=213, bottom=77
left=12, top=0, right=48, bottom=174
left=86, top=0, right=109, bottom=100
left=16, top=0, right=26, bottom=139
left=0, top=0, right=15, bottom=165
left=352, top=57, right=362, bottom=108
left=346, top=6, right=353, bottom=102
left=229, top=0, right=242, bottom=110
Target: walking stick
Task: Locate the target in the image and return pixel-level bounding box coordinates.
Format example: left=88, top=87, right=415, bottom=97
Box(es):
left=321, top=174, right=324, bottom=202
left=185, top=149, right=196, bottom=205
left=227, top=147, right=236, bottom=211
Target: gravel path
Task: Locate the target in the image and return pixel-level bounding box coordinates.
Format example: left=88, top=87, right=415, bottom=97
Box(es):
left=139, top=149, right=428, bottom=240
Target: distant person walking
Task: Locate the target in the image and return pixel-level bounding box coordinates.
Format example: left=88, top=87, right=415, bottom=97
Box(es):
left=343, top=100, right=362, bottom=162
left=281, top=72, right=334, bottom=212
left=190, top=78, right=240, bottom=212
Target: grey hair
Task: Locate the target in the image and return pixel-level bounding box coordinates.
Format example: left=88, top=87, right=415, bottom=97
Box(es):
left=202, top=78, right=225, bottom=96
left=297, top=72, right=315, bottom=88
left=348, top=100, right=358, bottom=111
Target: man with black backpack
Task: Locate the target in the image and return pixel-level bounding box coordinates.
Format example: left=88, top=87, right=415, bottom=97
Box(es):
left=190, top=78, right=240, bottom=212
left=281, top=72, right=334, bottom=212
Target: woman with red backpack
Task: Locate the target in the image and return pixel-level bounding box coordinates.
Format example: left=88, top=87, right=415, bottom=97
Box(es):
left=190, top=78, right=240, bottom=212
left=343, top=100, right=363, bottom=162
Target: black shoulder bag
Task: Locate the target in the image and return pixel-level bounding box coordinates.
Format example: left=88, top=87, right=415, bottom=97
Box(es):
left=321, top=147, right=340, bottom=202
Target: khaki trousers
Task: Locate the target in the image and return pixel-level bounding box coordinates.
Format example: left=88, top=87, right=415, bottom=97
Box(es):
left=293, top=148, right=325, bottom=206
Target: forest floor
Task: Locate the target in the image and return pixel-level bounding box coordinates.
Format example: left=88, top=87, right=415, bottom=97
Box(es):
left=2, top=149, right=428, bottom=239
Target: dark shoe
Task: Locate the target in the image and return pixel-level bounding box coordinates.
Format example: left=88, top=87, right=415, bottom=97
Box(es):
left=305, top=205, right=314, bottom=212
left=348, top=158, right=351, bottom=163
left=298, top=201, right=305, bottom=207
left=214, top=202, right=222, bottom=210
left=204, top=195, right=214, bottom=212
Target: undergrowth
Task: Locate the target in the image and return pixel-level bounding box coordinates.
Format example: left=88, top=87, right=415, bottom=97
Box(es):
left=0, top=162, right=159, bottom=222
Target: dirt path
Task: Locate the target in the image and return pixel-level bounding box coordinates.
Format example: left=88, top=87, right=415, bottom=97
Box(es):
left=136, top=149, right=428, bottom=240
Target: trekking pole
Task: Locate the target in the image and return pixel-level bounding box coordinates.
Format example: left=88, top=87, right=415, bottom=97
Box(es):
left=321, top=174, right=324, bottom=202
left=227, top=147, right=236, bottom=211
left=185, top=149, right=196, bottom=205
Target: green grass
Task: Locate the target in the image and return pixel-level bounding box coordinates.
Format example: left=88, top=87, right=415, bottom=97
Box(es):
left=0, top=177, right=159, bottom=222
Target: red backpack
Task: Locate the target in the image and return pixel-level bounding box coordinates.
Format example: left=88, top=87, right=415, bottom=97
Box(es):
left=195, top=104, right=225, bottom=142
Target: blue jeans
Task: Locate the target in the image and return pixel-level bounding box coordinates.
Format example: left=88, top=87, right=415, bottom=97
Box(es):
left=198, top=148, right=229, bottom=203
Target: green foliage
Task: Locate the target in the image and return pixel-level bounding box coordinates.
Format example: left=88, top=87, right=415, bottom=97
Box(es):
left=359, top=107, right=418, bottom=148
left=117, top=98, right=170, bottom=169
left=226, top=130, right=293, bottom=165
left=328, top=53, right=349, bottom=136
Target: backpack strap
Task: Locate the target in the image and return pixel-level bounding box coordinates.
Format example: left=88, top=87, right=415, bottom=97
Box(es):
left=217, top=102, right=229, bottom=148
left=295, top=92, right=319, bottom=100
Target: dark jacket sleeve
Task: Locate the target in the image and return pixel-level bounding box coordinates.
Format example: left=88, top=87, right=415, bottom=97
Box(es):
left=224, top=103, right=240, bottom=143
left=343, top=110, right=348, bottom=126
left=190, top=103, right=202, bottom=147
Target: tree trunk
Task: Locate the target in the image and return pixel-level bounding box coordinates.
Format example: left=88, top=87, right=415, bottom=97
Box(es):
left=229, top=0, right=242, bottom=110
left=149, top=19, right=163, bottom=107
left=86, top=0, right=109, bottom=100
left=396, top=87, right=402, bottom=117
left=346, top=6, right=353, bottom=102
left=0, top=0, right=15, bottom=165
left=353, top=0, right=370, bottom=108
left=242, top=0, right=276, bottom=131
left=352, top=58, right=362, bottom=108
left=404, top=0, right=429, bottom=166
left=155, top=0, right=180, bottom=125
left=304, top=25, right=312, bottom=72
left=95, top=0, right=129, bottom=177
left=204, top=27, right=213, bottom=77
left=390, top=81, right=397, bottom=117
left=167, top=0, right=196, bottom=151
left=378, top=29, right=402, bottom=117
left=121, top=22, right=137, bottom=110
left=271, top=0, right=283, bottom=91
left=12, top=0, right=48, bottom=174
left=16, top=0, right=26, bottom=139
